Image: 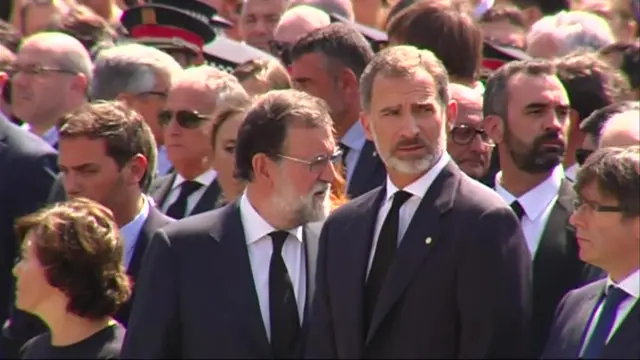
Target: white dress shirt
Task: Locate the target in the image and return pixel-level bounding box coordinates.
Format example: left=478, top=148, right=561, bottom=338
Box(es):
left=161, top=169, right=217, bottom=216
left=565, top=163, right=579, bottom=182
left=239, top=192, right=306, bottom=341
left=367, top=152, right=450, bottom=276
left=581, top=269, right=640, bottom=353
left=495, top=165, right=564, bottom=257
left=340, top=121, right=366, bottom=186
left=21, top=123, right=59, bottom=147
left=119, top=196, right=150, bottom=269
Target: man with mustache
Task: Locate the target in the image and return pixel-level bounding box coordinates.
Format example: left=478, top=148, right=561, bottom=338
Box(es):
left=483, top=59, right=603, bottom=357
left=306, top=46, right=532, bottom=359
left=446, top=83, right=494, bottom=180
left=122, top=89, right=337, bottom=358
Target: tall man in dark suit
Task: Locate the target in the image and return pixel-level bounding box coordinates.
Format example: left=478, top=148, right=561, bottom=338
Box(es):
left=543, top=146, right=640, bottom=360
left=1, top=101, right=173, bottom=357
left=483, top=58, right=604, bottom=356
left=305, top=45, right=533, bottom=359
left=0, top=113, right=56, bottom=357
left=122, top=89, right=338, bottom=358
left=149, top=65, right=251, bottom=218
left=290, top=23, right=386, bottom=198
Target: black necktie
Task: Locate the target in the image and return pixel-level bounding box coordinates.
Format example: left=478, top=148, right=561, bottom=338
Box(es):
left=165, top=180, right=202, bottom=219
left=510, top=200, right=526, bottom=221
left=269, top=231, right=299, bottom=359
left=581, top=286, right=629, bottom=359
left=365, top=190, right=412, bottom=326
left=339, top=142, right=350, bottom=169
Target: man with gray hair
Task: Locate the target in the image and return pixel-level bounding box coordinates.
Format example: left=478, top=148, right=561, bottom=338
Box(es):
left=271, top=5, right=331, bottom=66
left=92, top=42, right=183, bottom=175
left=11, top=31, right=92, bottom=148
left=599, top=108, right=640, bottom=149
left=306, top=45, right=532, bottom=359
left=526, top=11, right=616, bottom=59
left=149, top=65, right=250, bottom=219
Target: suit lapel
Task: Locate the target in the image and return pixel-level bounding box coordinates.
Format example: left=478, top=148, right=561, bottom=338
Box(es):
left=303, top=222, right=322, bottom=314
left=190, top=179, right=222, bottom=215
left=366, top=162, right=459, bottom=345
left=150, top=173, right=175, bottom=207
left=348, top=140, right=383, bottom=197
left=570, top=284, right=606, bottom=358
left=208, top=202, right=271, bottom=356
left=127, top=206, right=172, bottom=279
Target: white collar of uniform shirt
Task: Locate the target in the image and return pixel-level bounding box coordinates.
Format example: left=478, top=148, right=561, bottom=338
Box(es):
left=383, top=151, right=451, bottom=203
left=119, top=195, right=151, bottom=268
left=607, top=269, right=640, bottom=300
left=239, top=190, right=303, bottom=245
left=171, top=168, right=218, bottom=190
left=495, top=164, right=564, bottom=221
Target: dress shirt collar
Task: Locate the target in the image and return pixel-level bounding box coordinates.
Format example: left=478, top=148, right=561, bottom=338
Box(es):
left=565, top=163, right=579, bottom=182
left=239, top=191, right=303, bottom=245
left=495, top=165, right=564, bottom=221
left=172, top=168, right=217, bottom=190
left=340, top=120, right=366, bottom=151
left=21, top=123, right=59, bottom=147
left=383, top=152, right=451, bottom=202
left=606, top=269, right=640, bottom=299
left=119, top=196, right=151, bottom=252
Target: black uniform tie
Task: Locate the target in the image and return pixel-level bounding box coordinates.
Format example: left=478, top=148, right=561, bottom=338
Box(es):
left=166, top=180, right=202, bottom=219
left=269, top=231, right=299, bottom=359
left=365, top=190, right=412, bottom=327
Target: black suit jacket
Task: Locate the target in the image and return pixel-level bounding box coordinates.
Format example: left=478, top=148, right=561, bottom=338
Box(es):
left=0, top=204, right=173, bottom=358
left=531, top=179, right=604, bottom=356
left=347, top=140, right=386, bottom=199
left=0, top=116, right=57, bottom=326
left=149, top=172, right=223, bottom=216
left=122, top=202, right=323, bottom=358
left=306, top=161, right=533, bottom=359
left=543, top=279, right=640, bottom=359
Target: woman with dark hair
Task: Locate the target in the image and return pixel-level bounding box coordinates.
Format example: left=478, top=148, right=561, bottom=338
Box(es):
left=13, top=198, right=131, bottom=359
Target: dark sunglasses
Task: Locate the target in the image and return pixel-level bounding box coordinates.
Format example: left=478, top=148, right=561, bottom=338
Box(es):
left=450, top=124, right=494, bottom=146
left=158, top=109, right=211, bottom=129
left=269, top=40, right=292, bottom=66
left=575, top=148, right=594, bottom=166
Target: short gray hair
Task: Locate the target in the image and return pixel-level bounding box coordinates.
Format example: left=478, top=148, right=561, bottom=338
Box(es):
left=175, top=65, right=250, bottom=111
left=527, top=11, right=615, bottom=57
left=360, top=45, right=449, bottom=113
left=91, top=43, right=183, bottom=100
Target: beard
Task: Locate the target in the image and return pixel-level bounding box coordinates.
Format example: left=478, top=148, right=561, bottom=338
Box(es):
left=372, top=122, right=447, bottom=174
left=268, top=180, right=332, bottom=227
left=504, top=126, right=565, bottom=174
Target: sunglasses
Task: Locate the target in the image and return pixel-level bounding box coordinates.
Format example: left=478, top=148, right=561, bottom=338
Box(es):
left=450, top=124, right=494, bottom=146
left=575, top=148, right=594, bottom=166
left=268, top=40, right=292, bottom=66
left=158, top=109, right=211, bottom=129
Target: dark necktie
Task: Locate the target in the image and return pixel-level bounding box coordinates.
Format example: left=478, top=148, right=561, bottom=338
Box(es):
left=510, top=200, right=526, bottom=221
left=365, top=190, right=412, bottom=327
left=581, top=285, right=629, bottom=359
left=165, top=180, right=202, bottom=219
left=269, top=231, right=300, bottom=359
left=339, top=142, right=351, bottom=169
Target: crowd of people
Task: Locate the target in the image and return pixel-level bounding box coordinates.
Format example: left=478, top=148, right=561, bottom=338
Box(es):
left=0, top=0, right=639, bottom=359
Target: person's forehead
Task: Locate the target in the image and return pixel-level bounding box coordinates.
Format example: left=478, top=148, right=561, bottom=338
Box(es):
left=59, top=137, right=108, bottom=159
left=244, top=0, right=284, bottom=13
left=371, top=71, right=438, bottom=104
left=507, top=73, right=567, bottom=103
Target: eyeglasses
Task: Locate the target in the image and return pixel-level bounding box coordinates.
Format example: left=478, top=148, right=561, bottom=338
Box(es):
left=158, top=109, right=211, bottom=129
left=268, top=40, right=292, bottom=66
left=575, top=148, right=594, bottom=166
left=277, top=149, right=343, bottom=173
left=450, top=124, right=494, bottom=146
left=6, top=64, right=78, bottom=77
left=573, top=198, right=623, bottom=213
left=137, top=90, right=168, bottom=98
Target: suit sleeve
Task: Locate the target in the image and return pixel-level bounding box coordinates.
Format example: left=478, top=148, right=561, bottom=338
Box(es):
left=457, top=206, right=533, bottom=359
left=304, top=222, right=338, bottom=359
left=121, top=229, right=181, bottom=359
left=540, top=289, right=573, bottom=359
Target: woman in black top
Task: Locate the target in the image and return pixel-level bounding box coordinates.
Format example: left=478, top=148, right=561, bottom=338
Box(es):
left=13, top=198, right=131, bottom=359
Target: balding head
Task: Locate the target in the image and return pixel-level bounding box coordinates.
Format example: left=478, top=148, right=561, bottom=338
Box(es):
left=275, top=5, right=331, bottom=44
left=449, top=83, right=483, bottom=125
left=599, top=109, right=640, bottom=148
left=20, top=32, right=93, bottom=83
left=290, top=0, right=354, bottom=21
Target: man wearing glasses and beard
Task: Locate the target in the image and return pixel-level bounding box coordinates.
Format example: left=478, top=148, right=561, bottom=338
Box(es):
left=483, top=59, right=604, bottom=357
left=123, top=89, right=337, bottom=358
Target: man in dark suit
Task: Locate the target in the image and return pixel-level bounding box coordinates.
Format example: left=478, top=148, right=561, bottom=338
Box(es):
left=305, top=46, right=532, bottom=359
left=543, top=146, right=640, bottom=359
left=122, top=89, right=337, bottom=358
left=1, top=101, right=172, bottom=357
left=0, top=113, right=56, bottom=356
left=290, top=23, right=385, bottom=199
left=483, top=58, right=604, bottom=356
left=149, top=65, right=251, bottom=218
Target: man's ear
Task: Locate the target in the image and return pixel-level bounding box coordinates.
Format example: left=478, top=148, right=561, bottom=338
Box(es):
left=484, top=114, right=505, bottom=144
left=360, top=111, right=374, bottom=141
left=446, top=99, right=458, bottom=132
